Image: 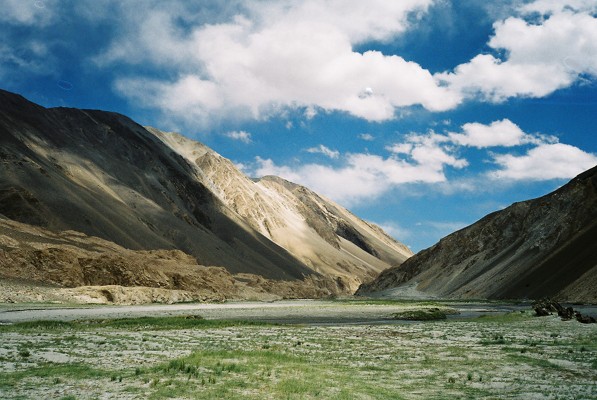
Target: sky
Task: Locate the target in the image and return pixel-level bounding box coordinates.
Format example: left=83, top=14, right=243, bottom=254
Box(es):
left=1, top=0, right=597, bottom=252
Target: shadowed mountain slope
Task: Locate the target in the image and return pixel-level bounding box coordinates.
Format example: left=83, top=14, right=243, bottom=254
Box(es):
left=0, top=89, right=410, bottom=291
left=358, top=166, right=597, bottom=303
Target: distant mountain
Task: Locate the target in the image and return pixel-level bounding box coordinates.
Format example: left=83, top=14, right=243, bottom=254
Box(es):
left=0, top=89, right=410, bottom=294
left=358, top=166, right=597, bottom=303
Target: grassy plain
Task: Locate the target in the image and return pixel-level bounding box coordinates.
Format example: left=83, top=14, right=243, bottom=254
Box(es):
left=0, top=301, right=595, bottom=399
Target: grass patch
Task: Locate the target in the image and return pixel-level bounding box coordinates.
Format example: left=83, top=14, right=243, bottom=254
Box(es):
left=146, top=349, right=408, bottom=399
left=392, top=307, right=455, bottom=321
left=0, top=363, right=108, bottom=390
left=0, top=320, right=75, bottom=331
left=1, top=316, right=273, bottom=332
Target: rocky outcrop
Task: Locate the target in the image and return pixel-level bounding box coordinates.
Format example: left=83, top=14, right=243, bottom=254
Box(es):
left=358, top=166, right=597, bottom=303
left=532, top=298, right=595, bottom=323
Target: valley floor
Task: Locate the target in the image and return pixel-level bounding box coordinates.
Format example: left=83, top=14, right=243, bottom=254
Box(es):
left=0, top=300, right=595, bottom=399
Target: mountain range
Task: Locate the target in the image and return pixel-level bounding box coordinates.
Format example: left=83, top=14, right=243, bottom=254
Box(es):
left=358, top=166, right=597, bottom=303
left=0, top=89, right=411, bottom=299
left=1, top=88, right=595, bottom=303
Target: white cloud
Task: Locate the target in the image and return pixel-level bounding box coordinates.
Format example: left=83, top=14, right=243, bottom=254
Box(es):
left=251, top=118, right=596, bottom=205
left=358, top=133, right=375, bottom=141
left=305, top=145, right=340, bottom=159
left=437, top=3, right=597, bottom=101
left=449, top=119, right=554, bottom=148
left=386, top=131, right=468, bottom=170
left=0, top=0, right=55, bottom=26
left=521, top=0, right=597, bottom=14
left=490, top=143, right=597, bottom=180
left=224, top=130, right=252, bottom=143
left=253, top=143, right=464, bottom=205
left=106, top=0, right=466, bottom=125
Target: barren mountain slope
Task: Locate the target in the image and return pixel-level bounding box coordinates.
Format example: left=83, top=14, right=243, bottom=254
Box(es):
left=150, top=128, right=412, bottom=290
left=0, top=89, right=311, bottom=280
left=0, top=216, right=345, bottom=303
left=0, top=89, right=410, bottom=292
left=358, top=166, right=597, bottom=303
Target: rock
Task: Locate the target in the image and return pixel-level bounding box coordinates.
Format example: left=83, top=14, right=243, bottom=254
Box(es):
left=532, top=298, right=595, bottom=324
left=575, top=312, right=596, bottom=324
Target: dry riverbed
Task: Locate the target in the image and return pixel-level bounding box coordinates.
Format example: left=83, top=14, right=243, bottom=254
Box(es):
left=0, top=300, right=595, bottom=399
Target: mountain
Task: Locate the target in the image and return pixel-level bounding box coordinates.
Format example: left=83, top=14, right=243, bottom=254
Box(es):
left=149, top=128, right=411, bottom=291
left=357, top=166, right=597, bottom=303
left=0, top=89, right=410, bottom=294
left=0, top=216, right=346, bottom=304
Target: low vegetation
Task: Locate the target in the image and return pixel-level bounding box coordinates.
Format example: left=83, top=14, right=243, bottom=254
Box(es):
left=0, top=302, right=595, bottom=399
left=391, top=307, right=457, bottom=320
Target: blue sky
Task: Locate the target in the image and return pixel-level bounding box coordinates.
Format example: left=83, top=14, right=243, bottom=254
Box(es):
left=2, top=0, right=597, bottom=252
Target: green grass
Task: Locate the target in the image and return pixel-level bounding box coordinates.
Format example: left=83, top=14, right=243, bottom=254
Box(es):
left=1, top=302, right=594, bottom=399
left=0, top=363, right=108, bottom=390
left=392, top=307, right=452, bottom=321
left=144, top=349, right=410, bottom=399
left=0, top=316, right=274, bottom=332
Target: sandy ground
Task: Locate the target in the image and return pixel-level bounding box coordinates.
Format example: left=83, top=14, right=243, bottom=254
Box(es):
left=0, top=299, right=538, bottom=325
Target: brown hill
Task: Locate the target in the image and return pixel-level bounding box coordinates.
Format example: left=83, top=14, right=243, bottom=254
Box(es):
left=357, top=166, right=597, bottom=303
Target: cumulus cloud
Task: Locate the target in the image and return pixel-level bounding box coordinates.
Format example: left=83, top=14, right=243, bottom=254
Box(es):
left=358, top=133, right=375, bottom=141
left=305, top=145, right=340, bottom=159
left=490, top=143, right=597, bottom=180
left=449, top=119, right=555, bottom=148
left=254, top=133, right=467, bottom=205
left=224, top=130, right=252, bottom=143
left=104, top=0, right=467, bottom=125
left=437, top=3, right=597, bottom=101
left=251, top=118, right=596, bottom=204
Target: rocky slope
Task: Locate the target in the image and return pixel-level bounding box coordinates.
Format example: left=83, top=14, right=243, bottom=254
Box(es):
left=0, top=216, right=345, bottom=304
left=358, top=166, right=597, bottom=303
left=150, top=128, right=411, bottom=291
left=0, top=89, right=410, bottom=294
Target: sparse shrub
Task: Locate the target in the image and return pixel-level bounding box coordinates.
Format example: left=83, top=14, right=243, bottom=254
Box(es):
left=18, top=349, right=31, bottom=358
left=392, top=308, right=450, bottom=321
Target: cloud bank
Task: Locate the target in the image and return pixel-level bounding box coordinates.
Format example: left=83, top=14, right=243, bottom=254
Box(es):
left=253, top=119, right=597, bottom=205
left=2, top=0, right=595, bottom=126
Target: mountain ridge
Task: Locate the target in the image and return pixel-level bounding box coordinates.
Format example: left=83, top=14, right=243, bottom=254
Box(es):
left=357, top=165, right=597, bottom=303
left=0, top=88, right=410, bottom=294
